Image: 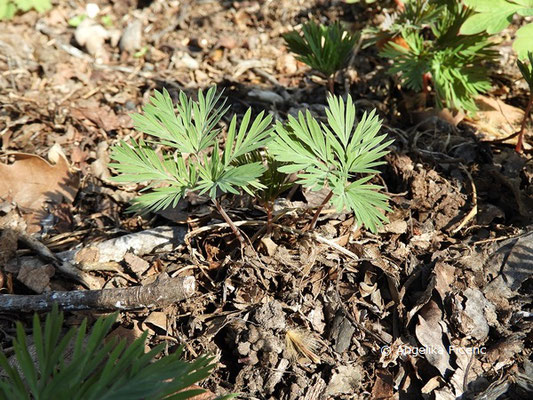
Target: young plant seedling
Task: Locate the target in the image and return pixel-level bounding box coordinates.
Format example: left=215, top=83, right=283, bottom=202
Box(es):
left=269, top=94, right=393, bottom=233
left=0, top=305, right=234, bottom=399
left=515, top=51, right=533, bottom=152
left=283, top=20, right=358, bottom=93
left=233, top=150, right=293, bottom=234
left=379, top=1, right=497, bottom=113
left=0, top=0, right=51, bottom=20
left=109, top=87, right=273, bottom=246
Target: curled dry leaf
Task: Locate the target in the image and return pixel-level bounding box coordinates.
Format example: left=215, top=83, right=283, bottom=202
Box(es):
left=465, top=96, right=527, bottom=147
left=415, top=300, right=451, bottom=377
left=0, top=146, right=79, bottom=233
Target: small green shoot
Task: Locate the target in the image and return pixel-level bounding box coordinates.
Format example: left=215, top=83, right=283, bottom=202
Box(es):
left=233, top=150, right=293, bottom=233
left=269, top=94, right=392, bottom=233
left=0, top=305, right=234, bottom=400
left=0, top=0, right=51, bottom=20
left=380, top=1, right=497, bottom=113
left=515, top=51, right=533, bottom=152
left=283, top=20, right=358, bottom=93
left=109, top=87, right=273, bottom=245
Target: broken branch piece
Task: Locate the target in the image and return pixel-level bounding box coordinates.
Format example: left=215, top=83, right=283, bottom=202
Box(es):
left=0, top=274, right=195, bottom=312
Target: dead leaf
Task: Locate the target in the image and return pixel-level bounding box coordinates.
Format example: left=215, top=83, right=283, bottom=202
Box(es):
left=371, top=369, right=395, bottom=400
left=106, top=324, right=148, bottom=351
left=465, top=96, right=526, bottom=147
left=453, top=288, right=496, bottom=340
left=325, top=365, right=363, bottom=396
left=434, top=261, right=455, bottom=301
left=17, top=263, right=55, bottom=293
left=415, top=300, right=451, bottom=376
left=0, top=146, right=79, bottom=233
left=71, top=100, right=122, bottom=131
left=124, top=252, right=150, bottom=277
left=176, top=386, right=216, bottom=400
left=142, top=312, right=168, bottom=334
left=378, top=219, right=408, bottom=234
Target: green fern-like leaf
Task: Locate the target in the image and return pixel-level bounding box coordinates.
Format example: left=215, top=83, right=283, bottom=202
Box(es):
left=0, top=0, right=51, bottom=20
left=379, top=1, right=496, bottom=113
left=232, top=150, right=293, bottom=204
left=0, top=305, right=234, bottom=400
left=517, top=51, right=533, bottom=90
left=283, top=20, right=358, bottom=78
left=109, top=86, right=273, bottom=215
left=269, top=94, right=393, bottom=233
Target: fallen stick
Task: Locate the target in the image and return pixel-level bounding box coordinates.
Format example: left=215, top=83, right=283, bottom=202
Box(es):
left=0, top=274, right=195, bottom=312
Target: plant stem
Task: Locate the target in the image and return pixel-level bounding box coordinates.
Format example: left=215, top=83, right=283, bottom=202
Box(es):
left=516, top=92, right=533, bottom=152
left=394, top=0, right=405, bottom=12
left=212, top=198, right=246, bottom=246
left=266, top=201, right=273, bottom=235
left=327, top=75, right=335, bottom=94
left=303, top=190, right=334, bottom=232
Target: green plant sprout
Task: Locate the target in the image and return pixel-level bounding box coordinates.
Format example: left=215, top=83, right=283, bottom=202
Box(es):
left=515, top=51, right=533, bottom=152
left=232, top=150, right=293, bottom=234
left=283, top=20, right=358, bottom=93
left=269, top=94, right=393, bottom=233
left=460, top=0, right=533, bottom=60
left=109, top=87, right=272, bottom=246
left=0, top=0, right=51, bottom=20
left=0, top=305, right=234, bottom=400
left=379, top=1, right=497, bottom=113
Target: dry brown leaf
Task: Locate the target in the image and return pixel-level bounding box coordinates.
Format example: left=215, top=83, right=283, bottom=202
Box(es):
left=371, top=369, right=395, bottom=400
left=434, top=261, right=455, bottom=301
left=17, top=263, right=55, bottom=293
left=71, top=100, right=122, bottom=131
left=465, top=96, right=526, bottom=146
left=124, top=252, right=150, bottom=277
left=142, top=311, right=168, bottom=334
left=106, top=324, right=148, bottom=352
left=0, top=147, right=79, bottom=233
left=415, top=300, right=451, bottom=376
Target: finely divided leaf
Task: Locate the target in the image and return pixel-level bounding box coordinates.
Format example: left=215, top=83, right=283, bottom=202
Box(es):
left=270, top=94, right=392, bottom=232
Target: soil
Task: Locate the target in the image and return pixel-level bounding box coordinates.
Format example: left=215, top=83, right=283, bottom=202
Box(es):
left=0, top=1, right=532, bottom=399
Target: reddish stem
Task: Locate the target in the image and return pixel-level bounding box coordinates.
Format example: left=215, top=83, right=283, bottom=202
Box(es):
left=327, top=75, right=335, bottom=94
left=212, top=199, right=246, bottom=246
left=303, top=190, right=334, bottom=232
left=394, top=0, right=405, bottom=12
left=515, top=92, right=533, bottom=152
left=422, top=72, right=431, bottom=96
left=266, top=202, right=273, bottom=235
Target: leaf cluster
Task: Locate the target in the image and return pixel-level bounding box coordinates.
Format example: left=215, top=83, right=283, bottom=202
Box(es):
left=380, top=1, right=497, bottom=112
left=0, top=0, right=51, bottom=20
left=369, top=0, right=442, bottom=38
left=283, top=20, right=358, bottom=78
left=269, top=94, right=393, bottom=232
left=110, top=87, right=392, bottom=234
left=109, top=87, right=272, bottom=213
left=232, top=150, right=293, bottom=206
left=461, top=0, right=533, bottom=60
left=0, top=305, right=233, bottom=400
